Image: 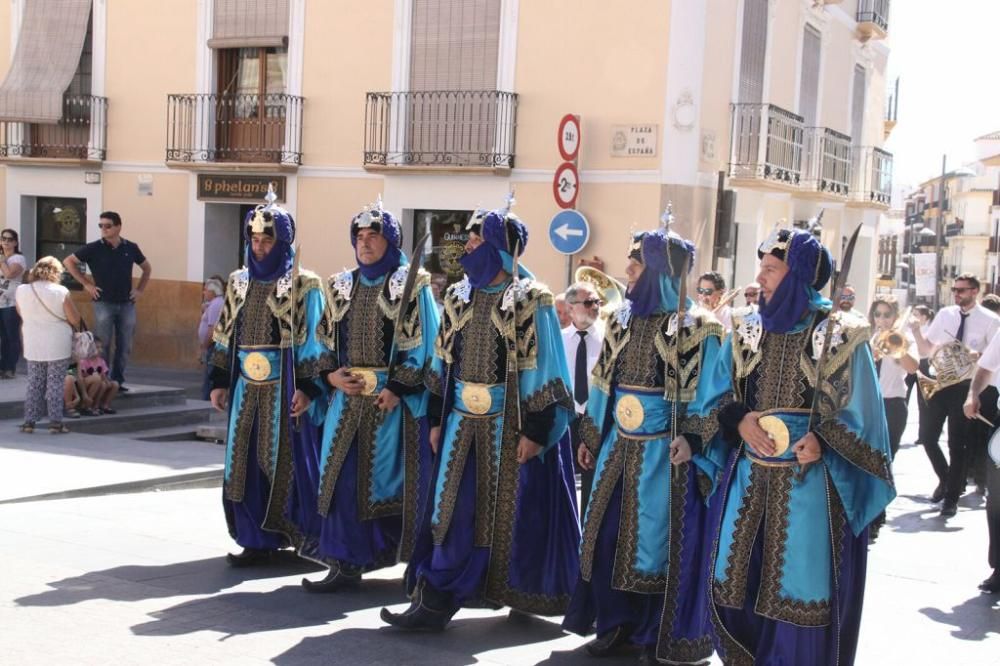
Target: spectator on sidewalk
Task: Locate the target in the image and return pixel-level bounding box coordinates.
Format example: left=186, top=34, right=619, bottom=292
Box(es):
left=15, top=257, right=81, bottom=434
left=197, top=276, right=225, bottom=400
left=0, top=229, right=26, bottom=379
left=79, top=338, right=119, bottom=415
left=64, top=211, right=152, bottom=392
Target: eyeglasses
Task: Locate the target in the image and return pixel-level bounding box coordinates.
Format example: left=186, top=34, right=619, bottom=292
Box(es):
left=98, top=223, right=114, bottom=229
left=696, top=287, right=715, bottom=296
left=951, top=287, right=974, bottom=293
left=0, top=236, right=14, bottom=242
left=571, top=298, right=602, bottom=308
left=743, top=291, right=759, bottom=298
left=839, top=294, right=856, bottom=301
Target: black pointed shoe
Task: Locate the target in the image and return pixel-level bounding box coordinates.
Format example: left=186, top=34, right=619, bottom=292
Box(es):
left=225, top=548, right=275, bottom=567
left=380, top=580, right=457, bottom=631
left=585, top=624, right=632, bottom=657
left=979, top=569, right=1000, bottom=593
left=301, top=563, right=362, bottom=593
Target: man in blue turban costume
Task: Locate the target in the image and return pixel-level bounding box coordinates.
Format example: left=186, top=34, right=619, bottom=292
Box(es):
left=301, top=200, right=439, bottom=591
left=704, top=228, right=895, bottom=665
left=209, top=190, right=330, bottom=566
left=381, top=202, right=581, bottom=630
left=562, top=225, right=727, bottom=665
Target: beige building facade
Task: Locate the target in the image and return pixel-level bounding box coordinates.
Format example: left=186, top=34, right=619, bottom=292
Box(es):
left=0, top=0, right=894, bottom=367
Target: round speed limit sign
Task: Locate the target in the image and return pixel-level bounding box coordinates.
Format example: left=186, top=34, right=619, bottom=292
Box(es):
left=552, top=162, right=579, bottom=209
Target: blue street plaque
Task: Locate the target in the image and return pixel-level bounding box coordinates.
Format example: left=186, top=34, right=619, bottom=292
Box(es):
left=548, top=209, right=590, bottom=255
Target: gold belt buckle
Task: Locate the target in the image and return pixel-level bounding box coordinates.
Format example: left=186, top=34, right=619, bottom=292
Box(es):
left=461, top=383, right=492, bottom=415
left=615, top=394, right=645, bottom=431
left=243, top=352, right=272, bottom=382
left=352, top=369, right=379, bottom=396
left=757, top=415, right=791, bottom=456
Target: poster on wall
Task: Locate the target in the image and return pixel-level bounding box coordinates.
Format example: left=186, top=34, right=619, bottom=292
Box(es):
left=913, top=253, right=937, bottom=297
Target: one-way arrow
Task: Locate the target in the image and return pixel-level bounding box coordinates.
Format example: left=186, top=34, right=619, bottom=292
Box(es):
left=555, top=223, right=585, bottom=240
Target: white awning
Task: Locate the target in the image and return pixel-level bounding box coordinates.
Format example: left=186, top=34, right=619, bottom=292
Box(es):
left=0, top=0, right=92, bottom=124
left=208, top=0, right=289, bottom=49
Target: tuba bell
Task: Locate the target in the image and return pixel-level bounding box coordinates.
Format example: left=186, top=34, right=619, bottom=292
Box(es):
left=917, top=339, right=977, bottom=401
left=574, top=265, right=626, bottom=319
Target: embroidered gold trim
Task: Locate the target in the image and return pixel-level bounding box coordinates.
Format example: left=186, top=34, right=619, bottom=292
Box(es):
left=715, top=459, right=766, bottom=609
left=612, top=439, right=668, bottom=593
left=815, top=418, right=893, bottom=483
left=580, top=437, right=626, bottom=581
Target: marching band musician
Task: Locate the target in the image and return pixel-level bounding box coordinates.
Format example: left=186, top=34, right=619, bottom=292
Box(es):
left=910, top=273, right=1000, bottom=516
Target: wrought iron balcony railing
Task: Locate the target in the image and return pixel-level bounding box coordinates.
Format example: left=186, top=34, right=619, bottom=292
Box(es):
left=851, top=146, right=893, bottom=206
left=166, top=93, right=303, bottom=165
left=364, top=90, right=517, bottom=169
left=857, top=0, right=890, bottom=36
left=0, top=95, right=107, bottom=160
left=729, top=103, right=805, bottom=186
left=803, top=127, right=852, bottom=197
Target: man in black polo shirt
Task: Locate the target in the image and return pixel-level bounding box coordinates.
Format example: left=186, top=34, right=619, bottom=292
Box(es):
left=65, top=211, right=152, bottom=390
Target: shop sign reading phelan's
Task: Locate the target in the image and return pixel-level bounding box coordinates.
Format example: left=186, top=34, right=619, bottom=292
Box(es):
left=197, top=175, right=286, bottom=202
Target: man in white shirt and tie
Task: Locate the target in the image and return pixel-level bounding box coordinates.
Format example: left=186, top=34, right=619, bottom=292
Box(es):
left=561, top=280, right=605, bottom=520
left=912, top=273, right=1000, bottom=517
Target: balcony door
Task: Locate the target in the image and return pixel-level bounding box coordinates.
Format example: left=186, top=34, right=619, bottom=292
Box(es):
left=406, top=0, right=501, bottom=166
left=216, top=47, right=287, bottom=162
left=27, top=12, right=93, bottom=158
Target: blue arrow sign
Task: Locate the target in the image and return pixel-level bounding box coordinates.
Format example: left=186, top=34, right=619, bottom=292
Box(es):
left=548, top=209, right=590, bottom=255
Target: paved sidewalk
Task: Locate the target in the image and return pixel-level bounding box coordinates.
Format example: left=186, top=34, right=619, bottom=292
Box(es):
left=0, top=394, right=998, bottom=665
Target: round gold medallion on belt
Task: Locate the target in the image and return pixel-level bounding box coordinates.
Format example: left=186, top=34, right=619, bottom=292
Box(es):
left=615, top=394, right=645, bottom=431
left=352, top=369, right=379, bottom=396
left=243, top=352, right=272, bottom=382
left=758, top=415, right=791, bottom=456
left=461, top=383, right=492, bottom=415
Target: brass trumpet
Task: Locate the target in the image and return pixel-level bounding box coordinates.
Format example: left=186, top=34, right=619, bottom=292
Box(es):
left=574, top=265, right=626, bottom=319
left=871, top=307, right=911, bottom=359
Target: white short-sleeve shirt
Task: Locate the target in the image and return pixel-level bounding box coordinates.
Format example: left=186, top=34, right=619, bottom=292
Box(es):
left=925, top=304, right=1000, bottom=354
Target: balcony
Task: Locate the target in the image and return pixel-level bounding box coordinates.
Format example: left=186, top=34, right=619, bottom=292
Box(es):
left=850, top=146, right=893, bottom=208
left=363, top=90, right=518, bottom=172
left=0, top=95, right=107, bottom=163
left=856, top=0, right=890, bottom=41
left=803, top=127, right=852, bottom=198
left=729, top=103, right=805, bottom=189
left=165, top=93, right=303, bottom=169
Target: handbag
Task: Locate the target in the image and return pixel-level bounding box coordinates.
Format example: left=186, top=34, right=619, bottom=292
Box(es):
left=29, top=283, right=97, bottom=361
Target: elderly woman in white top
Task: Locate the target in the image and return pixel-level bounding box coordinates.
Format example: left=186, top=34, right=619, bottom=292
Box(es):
left=15, top=257, right=81, bottom=433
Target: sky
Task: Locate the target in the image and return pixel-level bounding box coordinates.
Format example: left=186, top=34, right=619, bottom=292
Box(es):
left=884, top=0, right=1000, bottom=190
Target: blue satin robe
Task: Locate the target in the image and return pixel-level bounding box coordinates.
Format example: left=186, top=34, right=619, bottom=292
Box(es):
left=314, top=265, right=439, bottom=570
left=210, top=267, right=331, bottom=561
left=704, top=307, right=895, bottom=666
left=406, top=274, right=581, bottom=615
left=562, top=305, right=727, bottom=661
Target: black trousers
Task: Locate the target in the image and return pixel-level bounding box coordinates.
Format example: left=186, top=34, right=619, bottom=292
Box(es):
left=884, top=397, right=908, bottom=460
left=920, top=381, right=997, bottom=503
left=570, top=416, right=597, bottom=522
left=987, top=445, right=1000, bottom=571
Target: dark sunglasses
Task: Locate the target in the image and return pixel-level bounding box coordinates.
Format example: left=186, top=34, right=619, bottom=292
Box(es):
left=743, top=291, right=759, bottom=297
left=696, top=287, right=715, bottom=296
left=98, top=223, right=115, bottom=229
left=951, top=287, right=974, bottom=294
left=873, top=311, right=895, bottom=319
left=571, top=298, right=602, bottom=308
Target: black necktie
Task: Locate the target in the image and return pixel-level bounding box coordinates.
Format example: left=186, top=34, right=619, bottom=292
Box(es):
left=957, top=312, right=969, bottom=343
left=575, top=330, right=589, bottom=406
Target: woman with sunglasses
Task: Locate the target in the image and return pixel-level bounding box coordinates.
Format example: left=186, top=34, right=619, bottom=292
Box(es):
left=0, top=229, right=26, bottom=379
left=868, top=295, right=918, bottom=460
